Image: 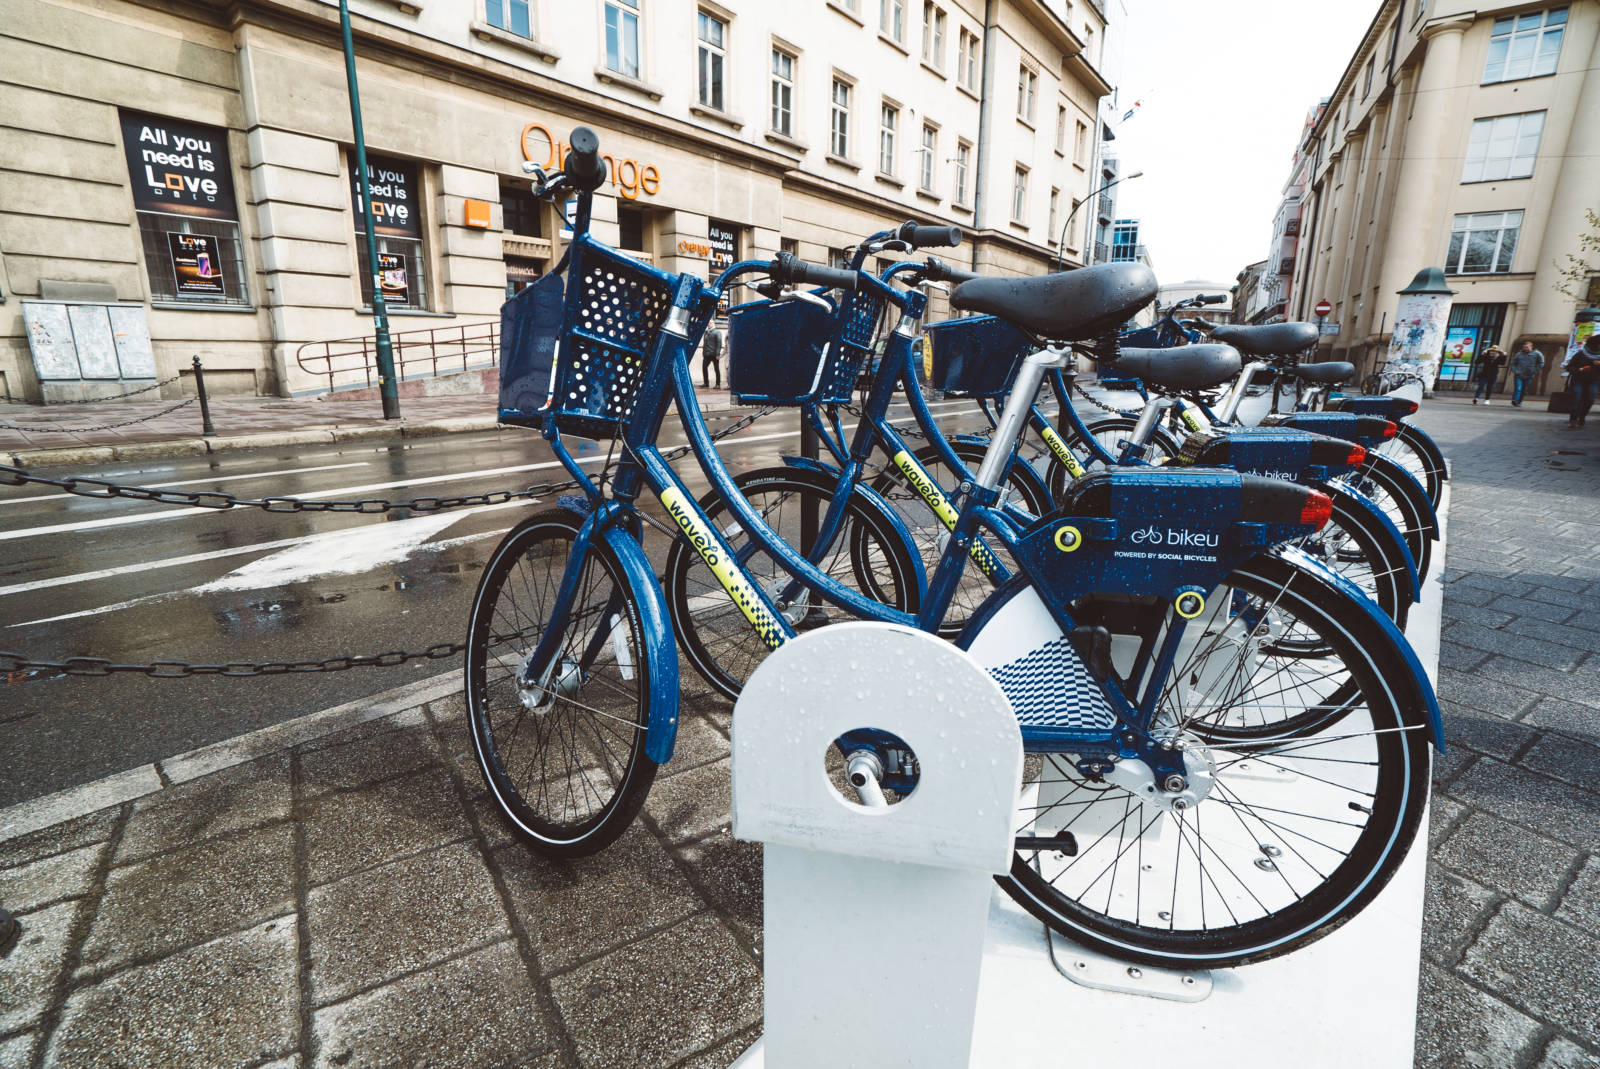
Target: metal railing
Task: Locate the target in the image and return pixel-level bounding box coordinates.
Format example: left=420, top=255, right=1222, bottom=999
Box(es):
left=295, top=320, right=499, bottom=394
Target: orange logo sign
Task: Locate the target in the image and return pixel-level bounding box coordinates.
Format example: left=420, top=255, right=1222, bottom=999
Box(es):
left=521, top=122, right=661, bottom=201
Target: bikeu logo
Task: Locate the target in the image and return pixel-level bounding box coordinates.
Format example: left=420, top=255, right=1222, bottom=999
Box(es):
left=1130, top=525, right=1220, bottom=548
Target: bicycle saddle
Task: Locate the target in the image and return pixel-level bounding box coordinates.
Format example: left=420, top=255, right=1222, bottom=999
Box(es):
left=1209, top=322, right=1318, bottom=356
left=950, top=262, right=1157, bottom=341
left=1102, top=344, right=1242, bottom=391
left=1291, top=361, right=1355, bottom=385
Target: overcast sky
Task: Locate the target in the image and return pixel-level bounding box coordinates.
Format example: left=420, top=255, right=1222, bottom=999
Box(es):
left=1104, top=0, right=1381, bottom=285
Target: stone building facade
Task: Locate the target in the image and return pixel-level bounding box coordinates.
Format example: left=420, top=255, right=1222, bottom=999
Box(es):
left=0, top=0, right=1111, bottom=400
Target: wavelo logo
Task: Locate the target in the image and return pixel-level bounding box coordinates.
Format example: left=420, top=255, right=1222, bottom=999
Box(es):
left=1131, top=525, right=1220, bottom=549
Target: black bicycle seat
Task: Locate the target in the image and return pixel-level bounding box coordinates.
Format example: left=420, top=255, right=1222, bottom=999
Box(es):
left=1210, top=322, right=1319, bottom=356
left=950, top=263, right=1158, bottom=341
left=1292, top=361, right=1355, bottom=385
left=1103, top=344, right=1242, bottom=392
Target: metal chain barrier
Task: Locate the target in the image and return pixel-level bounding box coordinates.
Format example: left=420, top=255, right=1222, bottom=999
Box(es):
left=1, top=642, right=468, bottom=682
left=36, top=373, right=186, bottom=405
left=1070, top=379, right=1144, bottom=419
left=0, top=398, right=198, bottom=434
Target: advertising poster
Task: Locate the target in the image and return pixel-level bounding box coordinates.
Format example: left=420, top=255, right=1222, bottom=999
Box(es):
left=708, top=221, right=737, bottom=311
left=167, top=232, right=226, bottom=296
left=1440, top=325, right=1477, bottom=381
left=1568, top=320, right=1596, bottom=361
left=349, top=153, right=421, bottom=238
left=378, top=253, right=409, bottom=304
left=119, top=111, right=239, bottom=219
left=1387, top=291, right=1453, bottom=388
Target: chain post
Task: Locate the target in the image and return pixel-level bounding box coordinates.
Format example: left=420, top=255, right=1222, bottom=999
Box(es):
left=192, top=355, right=217, bottom=437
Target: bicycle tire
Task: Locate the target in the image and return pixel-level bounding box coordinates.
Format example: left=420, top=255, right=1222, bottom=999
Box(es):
left=964, top=554, right=1430, bottom=969
left=1339, top=454, right=1435, bottom=581
left=465, top=508, right=658, bottom=857
left=666, top=466, right=921, bottom=701
left=1376, top=422, right=1446, bottom=509
left=1291, top=486, right=1412, bottom=632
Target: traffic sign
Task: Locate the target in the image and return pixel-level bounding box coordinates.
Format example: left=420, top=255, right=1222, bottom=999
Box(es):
left=1314, top=299, right=1333, bottom=317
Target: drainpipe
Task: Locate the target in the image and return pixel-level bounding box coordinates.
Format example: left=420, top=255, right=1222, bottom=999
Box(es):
left=971, top=0, right=996, bottom=273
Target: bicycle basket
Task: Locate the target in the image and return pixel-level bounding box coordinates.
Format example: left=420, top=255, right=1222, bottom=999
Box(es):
left=814, top=289, right=887, bottom=405
left=498, top=239, right=714, bottom=439
left=924, top=315, right=1032, bottom=398
left=725, top=295, right=837, bottom=405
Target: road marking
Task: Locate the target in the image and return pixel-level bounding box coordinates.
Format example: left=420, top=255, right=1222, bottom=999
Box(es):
left=0, top=462, right=372, bottom=507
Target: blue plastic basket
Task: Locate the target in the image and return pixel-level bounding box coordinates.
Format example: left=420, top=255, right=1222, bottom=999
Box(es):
left=725, top=296, right=837, bottom=405
left=817, top=288, right=887, bottom=404
left=497, top=239, right=715, bottom=440
left=924, top=315, right=1033, bottom=398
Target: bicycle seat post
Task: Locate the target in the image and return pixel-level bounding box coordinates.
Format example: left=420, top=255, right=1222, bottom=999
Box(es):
left=1214, top=359, right=1271, bottom=423
left=972, top=348, right=1066, bottom=492
left=1121, top=394, right=1174, bottom=461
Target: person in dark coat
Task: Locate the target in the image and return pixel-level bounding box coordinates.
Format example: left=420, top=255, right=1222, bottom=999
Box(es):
left=1564, top=335, right=1600, bottom=429
left=1472, top=345, right=1507, bottom=404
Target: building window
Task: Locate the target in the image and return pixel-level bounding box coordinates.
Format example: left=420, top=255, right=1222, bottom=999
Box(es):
left=1068, top=198, right=1082, bottom=249
left=349, top=152, right=428, bottom=311
left=500, top=185, right=543, bottom=237
left=1363, top=56, right=1375, bottom=97
left=618, top=205, right=646, bottom=251
left=921, top=3, right=946, bottom=67
left=919, top=123, right=936, bottom=191
left=1446, top=210, right=1523, bottom=274
left=1462, top=111, right=1545, bottom=183
left=136, top=214, right=251, bottom=307
left=1074, top=120, right=1088, bottom=165
left=954, top=140, right=971, bottom=204
left=1017, top=65, right=1037, bottom=123
left=487, top=0, right=532, bottom=38
left=880, top=0, right=904, bottom=41
left=604, top=0, right=640, bottom=79
left=879, top=102, right=898, bottom=175
left=1048, top=188, right=1059, bottom=239
left=1011, top=165, right=1028, bottom=224
left=831, top=78, right=852, bottom=158
left=697, top=11, right=727, bottom=111
left=780, top=237, right=799, bottom=258
left=1483, top=8, right=1566, bottom=84
left=771, top=48, right=795, bottom=137
left=958, top=29, right=979, bottom=91
left=1054, top=106, right=1067, bottom=152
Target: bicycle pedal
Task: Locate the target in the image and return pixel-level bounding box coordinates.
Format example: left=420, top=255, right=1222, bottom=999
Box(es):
left=1069, top=625, right=1113, bottom=682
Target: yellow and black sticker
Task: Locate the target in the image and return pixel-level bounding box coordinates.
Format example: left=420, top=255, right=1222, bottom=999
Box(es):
left=1174, top=590, right=1206, bottom=618
left=1054, top=524, right=1082, bottom=553
left=1040, top=425, right=1087, bottom=480
left=1177, top=399, right=1206, bottom=434
left=660, top=486, right=786, bottom=649
left=893, top=450, right=1001, bottom=579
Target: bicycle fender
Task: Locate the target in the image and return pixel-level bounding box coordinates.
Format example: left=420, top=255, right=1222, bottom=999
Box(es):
left=1368, top=453, right=1439, bottom=539
left=772, top=456, right=929, bottom=595
left=1273, top=545, right=1444, bottom=753
left=582, top=502, right=681, bottom=764
left=1400, top=423, right=1449, bottom=482
left=1325, top=483, right=1421, bottom=601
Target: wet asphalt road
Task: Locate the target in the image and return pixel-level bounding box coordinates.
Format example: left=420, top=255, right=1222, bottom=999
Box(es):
left=0, top=399, right=993, bottom=807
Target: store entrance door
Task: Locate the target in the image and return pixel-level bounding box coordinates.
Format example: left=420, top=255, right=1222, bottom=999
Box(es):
left=505, top=257, right=544, bottom=298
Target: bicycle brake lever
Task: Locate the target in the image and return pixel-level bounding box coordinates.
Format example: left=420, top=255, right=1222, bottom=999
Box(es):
left=917, top=279, right=951, bottom=294
left=776, top=288, right=834, bottom=310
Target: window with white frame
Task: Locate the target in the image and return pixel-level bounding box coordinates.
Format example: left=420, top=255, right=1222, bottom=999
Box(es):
left=604, top=0, right=640, bottom=79
left=880, top=0, right=904, bottom=41
left=919, top=123, right=936, bottom=191
left=958, top=29, right=979, bottom=90
left=1012, top=164, right=1028, bottom=223
left=1054, top=106, right=1066, bottom=152
left=1017, top=65, right=1037, bottom=123
left=1363, top=56, right=1375, bottom=98
left=1446, top=210, right=1522, bottom=274
left=921, top=3, right=946, bottom=67
left=771, top=48, right=795, bottom=137
left=831, top=78, right=852, bottom=158
left=1483, top=8, right=1566, bottom=83
left=1048, top=188, right=1059, bottom=239
left=487, top=0, right=532, bottom=37
left=1074, top=120, right=1088, bottom=165
left=879, top=102, right=898, bottom=175
left=1461, top=112, right=1545, bottom=182
left=698, top=12, right=727, bottom=111
left=954, top=140, right=971, bottom=204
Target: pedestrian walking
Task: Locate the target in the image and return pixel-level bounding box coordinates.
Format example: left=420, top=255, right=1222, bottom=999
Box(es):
left=1472, top=345, right=1507, bottom=404
left=1564, top=335, right=1600, bottom=429
left=700, top=319, right=724, bottom=389
left=1508, top=341, right=1545, bottom=407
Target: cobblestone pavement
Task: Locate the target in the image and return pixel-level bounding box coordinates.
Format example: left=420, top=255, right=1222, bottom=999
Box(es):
left=0, top=394, right=1595, bottom=1068
left=1412, top=397, right=1600, bottom=1069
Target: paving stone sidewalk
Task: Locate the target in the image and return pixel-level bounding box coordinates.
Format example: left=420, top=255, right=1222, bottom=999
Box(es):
left=0, top=394, right=1597, bottom=1068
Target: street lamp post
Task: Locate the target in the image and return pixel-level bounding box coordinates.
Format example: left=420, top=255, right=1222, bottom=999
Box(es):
left=340, top=0, right=401, bottom=420
left=1054, top=170, right=1143, bottom=272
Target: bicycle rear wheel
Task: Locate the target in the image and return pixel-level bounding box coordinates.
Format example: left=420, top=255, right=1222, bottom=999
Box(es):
left=1374, top=422, right=1445, bottom=509
left=965, top=554, right=1430, bottom=969
left=465, top=508, right=657, bottom=857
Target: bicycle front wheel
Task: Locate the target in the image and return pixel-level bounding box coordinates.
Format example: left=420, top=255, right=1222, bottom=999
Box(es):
left=465, top=508, right=657, bottom=857
left=967, top=554, right=1430, bottom=969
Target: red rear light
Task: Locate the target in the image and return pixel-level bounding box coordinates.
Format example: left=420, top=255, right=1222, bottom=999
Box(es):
left=1346, top=445, right=1367, bottom=467
left=1382, top=421, right=1400, bottom=440
left=1300, top=491, right=1333, bottom=529
left=1402, top=401, right=1419, bottom=416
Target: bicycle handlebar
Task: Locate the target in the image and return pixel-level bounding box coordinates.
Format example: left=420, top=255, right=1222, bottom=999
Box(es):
left=769, top=252, right=859, bottom=292
left=563, top=126, right=608, bottom=192
left=896, top=222, right=963, bottom=249
left=922, top=257, right=981, bottom=284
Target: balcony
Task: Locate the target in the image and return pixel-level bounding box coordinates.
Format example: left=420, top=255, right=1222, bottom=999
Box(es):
left=1278, top=257, right=1296, bottom=276
left=1093, top=241, right=1110, bottom=263
left=1284, top=219, right=1301, bottom=237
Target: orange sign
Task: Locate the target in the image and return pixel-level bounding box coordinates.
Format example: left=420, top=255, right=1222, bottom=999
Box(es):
left=464, top=198, right=492, bottom=228
left=677, top=239, right=711, bottom=257
left=521, top=122, right=661, bottom=201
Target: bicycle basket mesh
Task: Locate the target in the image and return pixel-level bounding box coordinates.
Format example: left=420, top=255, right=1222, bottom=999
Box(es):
left=816, top=290, right=887, bottom=404
left=725, top=296, right=837, bottom=406
left=924, top=315, right=1032, bottom=398
left=498, top=241, right=712, bottom=439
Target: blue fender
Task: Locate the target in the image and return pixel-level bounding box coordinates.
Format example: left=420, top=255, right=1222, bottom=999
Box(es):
left=560, top=498, right=682, bottom=764
left=1323, top=483, right=1422, bottom=601
left=777, top=454, right=931, bottom=596
left=1368, top=452, right=1439, bottom=540
left=1274, top=545, right=1445, bottom=753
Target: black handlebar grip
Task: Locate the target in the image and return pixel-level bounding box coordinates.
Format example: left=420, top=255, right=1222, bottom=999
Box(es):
left=898, top=222, right=964, bottom=248
left=1200, top=294, right=1228, bottom=306
left=772, top=252, right=859, bottom=292
left=924, top=257, right=981, bottom=284
left=564, top=126, right=608, bottom=192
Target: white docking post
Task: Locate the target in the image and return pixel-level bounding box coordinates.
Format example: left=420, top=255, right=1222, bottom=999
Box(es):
left=730, top=622, right=1022, bottom=1069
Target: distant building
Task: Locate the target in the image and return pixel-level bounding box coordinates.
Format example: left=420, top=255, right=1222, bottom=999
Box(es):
left=1234, top=261, right=1271, bottom=324
left=1288, top=0, right=1600, bottom=394
left=1158, top=280, right=1233, bottom=321
left=1109, top=218, right=1154, bottom=271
